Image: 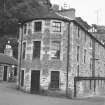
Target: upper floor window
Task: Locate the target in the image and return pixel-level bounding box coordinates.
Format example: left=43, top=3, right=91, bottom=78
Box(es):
left=27, top=22, right=32, bottom=34
left=24, top=24, right=27, bottom=34
left=34, top=21, right=42, bottom=32
left=22, top=42, right=26, bottom=59
left=84, top=49, right=86, bottom=63
left=45, top=20, right=50, bottom=26
left=77, top=46, right=80, bottom=62
left=78, top=27, right=80, bottom=38
left=33, top=41, right=41, bottom=59
left=52, top=21, right=61, bottom=32
left=51, top=41, right=60, bottom=59
left=90, top=39, right=92, bottom=47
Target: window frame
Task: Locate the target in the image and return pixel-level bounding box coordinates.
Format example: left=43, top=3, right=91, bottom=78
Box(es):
left=50, top=41, right=61, bottom=60
left=52, top=21, right=61, bottom=32
left=33, top=41, right=41, bottom=59
left=34, top=21, right=42, bottom=32
left=77, top=46, right=80, bottom=62
left=84, top=49, right=86, bottom=64
left=22, top=41, right=26, bottom=59
left=23, top=23, right=27, bottom=35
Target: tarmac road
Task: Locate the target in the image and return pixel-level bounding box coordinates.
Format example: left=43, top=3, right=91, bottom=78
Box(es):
left=0, top=82, right=105, bottom=105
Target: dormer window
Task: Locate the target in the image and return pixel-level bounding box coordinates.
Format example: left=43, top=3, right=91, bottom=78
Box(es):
left=52, top=21, right=61, bottom=32
left=34, top=21, right=42, bottom=32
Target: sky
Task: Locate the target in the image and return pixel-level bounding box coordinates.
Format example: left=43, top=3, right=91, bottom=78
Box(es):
left=50, top=0, right=105, bottom=26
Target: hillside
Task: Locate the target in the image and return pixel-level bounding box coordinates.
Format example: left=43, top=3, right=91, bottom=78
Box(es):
left=0, top=0, right=51, bottom=57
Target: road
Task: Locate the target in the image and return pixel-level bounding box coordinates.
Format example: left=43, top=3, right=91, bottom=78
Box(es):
left=0, top=82, right=105, bottom=105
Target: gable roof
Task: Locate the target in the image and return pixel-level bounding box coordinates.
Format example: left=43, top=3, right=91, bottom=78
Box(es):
left=75, top=17, right=91, bottom=30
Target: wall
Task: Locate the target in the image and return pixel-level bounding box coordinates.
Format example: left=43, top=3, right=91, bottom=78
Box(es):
left=19, top=18, right=105, bottom=97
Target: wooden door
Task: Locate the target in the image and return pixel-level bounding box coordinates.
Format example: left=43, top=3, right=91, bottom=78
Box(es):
left=51, top=71, right=60, bottom=89
left=31, top=70, right=40, bottom=93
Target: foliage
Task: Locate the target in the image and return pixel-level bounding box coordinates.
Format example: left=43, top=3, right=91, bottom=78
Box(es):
left=0, top=0, right=51, bottom=58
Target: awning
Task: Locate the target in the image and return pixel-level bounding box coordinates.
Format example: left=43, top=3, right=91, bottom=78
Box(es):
left=0, top=53, right=18, bottom=66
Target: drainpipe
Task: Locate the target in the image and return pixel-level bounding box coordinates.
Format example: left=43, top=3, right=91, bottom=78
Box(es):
left=17, top=22, right=23, bottom=89
left=92, top=39, right=95, bottom=77
left=66, top=22, right=71, bottom=97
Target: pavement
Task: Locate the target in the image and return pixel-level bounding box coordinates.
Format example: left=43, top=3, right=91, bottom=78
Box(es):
left=0, top=82, right=105, bottom=105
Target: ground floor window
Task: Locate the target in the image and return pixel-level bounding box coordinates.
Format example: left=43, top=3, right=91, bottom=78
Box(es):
left=21, top=70, right=24, bottom=87
left=50, top=71, right=60, bottom=89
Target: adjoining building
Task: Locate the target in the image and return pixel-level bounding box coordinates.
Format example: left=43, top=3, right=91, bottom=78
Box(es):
left=0, top=41, right=18, bottom=82
left=18, top=9, right=105, bottom=98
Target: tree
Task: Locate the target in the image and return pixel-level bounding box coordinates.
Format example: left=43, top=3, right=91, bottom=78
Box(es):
left=0, top=0, right=51, bottom=55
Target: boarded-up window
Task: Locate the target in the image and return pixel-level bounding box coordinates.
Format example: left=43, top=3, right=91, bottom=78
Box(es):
left=33, top=41, right=41, bottom=59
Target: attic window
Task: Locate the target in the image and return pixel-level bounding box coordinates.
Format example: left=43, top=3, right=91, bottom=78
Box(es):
left=34, top=21, right=42, bottom=32
left=52, top=21, right=61, bottom=32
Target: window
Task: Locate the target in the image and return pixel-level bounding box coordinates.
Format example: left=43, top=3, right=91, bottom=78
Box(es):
left=24, top=24, right=27, bottom=34
left=22, top=42, right=26, bottom=59
left=45, top=20, right=50, bottom=26
left=33, top=41, right=41, bottom=59
left=51, top=41, right=60, bottom=59
left=77, top=46, right=80, bottom=62
left=14, top=67, right=17, bottom=76
left=21, top=70, right=24, bottom=87
left=34, top=22, right=42, bottom=32
left=77, top=65, right=79, bottom=76
left=27, top=22, right=32, bottom=34
left=78, top=27, right=80, bottom=38
left=52, top=21, right=61, bottom=32
left=84, top=49, right=86, bottom=63
left=90, top=40, right=92, bottom=47
left=85, top=32, right=87, bottom=41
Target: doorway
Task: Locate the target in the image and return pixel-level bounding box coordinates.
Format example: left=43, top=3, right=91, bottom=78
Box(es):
left=50, top=71, right=60, bottom=89
left=31, top=70, right=40, bottom=93
left=3, top=66, right=7, bottom=81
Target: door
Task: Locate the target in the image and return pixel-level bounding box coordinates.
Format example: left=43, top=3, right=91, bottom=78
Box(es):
left=51, top=71, right=60, bottom=89
left=3, top=66, right=7, bottom=81
left=31, top=70, right=40, bottom=93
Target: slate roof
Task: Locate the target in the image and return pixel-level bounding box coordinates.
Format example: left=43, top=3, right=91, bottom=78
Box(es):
left=75, top=17, right=91, bottom=30
left=23, top=11, right=72, bottom=23
left=0, top=53, right=18, bottom=66
left=92, top=24, right=105, bottom=34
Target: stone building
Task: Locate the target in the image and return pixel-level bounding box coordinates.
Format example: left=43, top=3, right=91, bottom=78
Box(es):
left=18, top=10, right=105, bottom=97
left=0, top=41, right=18, bottom=82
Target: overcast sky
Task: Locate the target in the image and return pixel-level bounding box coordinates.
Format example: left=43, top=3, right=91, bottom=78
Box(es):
left=50, top=0, right=105, bottom=25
